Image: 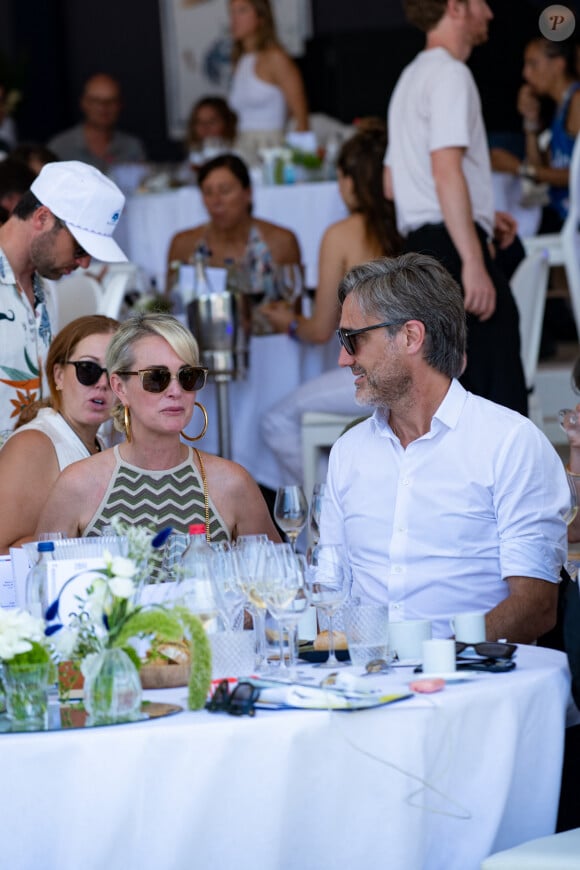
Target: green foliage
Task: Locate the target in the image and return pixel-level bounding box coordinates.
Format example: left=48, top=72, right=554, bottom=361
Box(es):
left=175, top=607, right=212, bottom=711
left=11, top=641, right=51, bottom=667
left=111, top=607, right=183, bottom=650
left=290, top=148, right=323, bottom=169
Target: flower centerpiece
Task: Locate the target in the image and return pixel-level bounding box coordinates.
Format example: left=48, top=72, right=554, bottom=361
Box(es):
left=0, top=609, right=53, bottom=726
left=46, top=522, right=212, bottom=719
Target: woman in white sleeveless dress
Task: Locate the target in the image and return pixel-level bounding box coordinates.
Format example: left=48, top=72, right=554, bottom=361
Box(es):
left=228, top=0, right=309, bottom=163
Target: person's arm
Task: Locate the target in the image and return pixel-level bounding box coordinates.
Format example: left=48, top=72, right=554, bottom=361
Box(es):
left=383, top=164, right=394, bottom=200
left=517, top=86, right=580, bottom=187
left=493, top=210, right=518, bottom=250
left=35, top=464, right=90, bottom=539
left=0, top=431, right=60, bottom=553
left=563, top=403, right=580, bottom=542
left=204, top=455, right=281, bottom=541
left=485, top=575, right=558, bottom=642
left=269, top=49, right=309, bottom=131
left=165, top=229, right=200, bottom=295
left=431, top=145, right=496, bottom=321
left=261, top=222, right=345, bottom=342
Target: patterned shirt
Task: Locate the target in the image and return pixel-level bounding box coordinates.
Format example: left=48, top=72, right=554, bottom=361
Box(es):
left=0, top=249, right=51, bottom=446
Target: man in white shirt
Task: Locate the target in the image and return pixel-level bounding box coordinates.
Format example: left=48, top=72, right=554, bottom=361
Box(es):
left=320, top=253, right=569, bottom=642
left=384, top=0, right=528, bottom=417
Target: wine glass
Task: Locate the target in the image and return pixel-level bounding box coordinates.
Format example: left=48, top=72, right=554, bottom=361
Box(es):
left=305, top=544, right=351, bottom=669
left=274, top=486, right=308, bottom=551
left=210, top=544, right=247, bottom=631
left=260, top=544, right=308, bottom=678
left=235, top=535, right=270, bottom=668
left=274, top=263, right=304, bottom=307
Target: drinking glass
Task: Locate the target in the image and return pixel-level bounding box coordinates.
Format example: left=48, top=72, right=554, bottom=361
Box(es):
left=260, top=544, right=308, bottom=678
left=274, top=486, right=308, bottom=551
left=235, top=535, right=270, bottom=668
left=211, top=544, right=246, bottom=630
left=305, top=544, right=351, bottom=669
left=274, top=263, right=304, bottom=306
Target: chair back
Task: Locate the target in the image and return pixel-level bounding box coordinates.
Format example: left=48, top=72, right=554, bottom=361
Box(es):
left=97, top=270, right=132, bottom=319
left=510, top=250, right=550, bottom=389
left=49, top=271, right=103, bottom=332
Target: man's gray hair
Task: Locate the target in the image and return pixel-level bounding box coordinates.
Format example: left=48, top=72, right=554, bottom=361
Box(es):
left=338, top=253, right=466, bottom=378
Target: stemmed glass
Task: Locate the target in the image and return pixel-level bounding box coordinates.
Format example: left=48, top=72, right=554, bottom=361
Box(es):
left=274, top=485, right=308, bottom=551
left=274, top=263, right=304, bottom=307
left=260, top=543, right=309, bottom=678
left=235, top=535, right=270, bottom=668
left=305, top=544, right=351, bottom=669
left=210, top=543, right=247, bottom=631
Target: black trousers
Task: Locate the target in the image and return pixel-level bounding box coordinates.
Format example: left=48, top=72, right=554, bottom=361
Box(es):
left=405, top=223, right=528, bottom=416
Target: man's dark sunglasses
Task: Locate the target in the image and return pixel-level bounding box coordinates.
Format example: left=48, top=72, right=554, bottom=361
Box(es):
left=336, top=320, right=408, bottom=356
left=205, top=679, right=260, bottom=717
left=116, top=365, right=208, bottom=393
left=455, top=641, right=517, bottom=659
left=66, top=360, right=108, bottom=386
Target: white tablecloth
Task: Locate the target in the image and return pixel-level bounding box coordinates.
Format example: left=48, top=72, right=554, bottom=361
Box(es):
left=0, top=645, right=570, bottom=870
left=186, top=333, right=338, bottom=489
left=115, top=181, right=348, bottom=290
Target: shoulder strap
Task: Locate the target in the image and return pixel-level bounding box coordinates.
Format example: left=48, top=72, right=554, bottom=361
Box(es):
left=193, top=447, right=211, bottom=542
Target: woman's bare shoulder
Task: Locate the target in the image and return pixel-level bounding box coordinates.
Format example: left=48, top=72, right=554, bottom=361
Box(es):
left=254, top=218, right=300, bottom=259
left=57, top=449, right=116, bottom=492
left=168, top=226, right=205, bottom=261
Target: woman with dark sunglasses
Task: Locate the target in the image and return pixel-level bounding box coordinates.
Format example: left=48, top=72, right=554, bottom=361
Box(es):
left=0, top=314, right=119, bottom=552
left=36, top=311, right=279, bottom=543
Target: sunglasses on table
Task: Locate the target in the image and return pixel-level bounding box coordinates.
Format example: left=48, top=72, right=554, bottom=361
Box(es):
left=206, top=680, right=260, bottom=717
left=336, top=319, right=408, bottom=356
left=116, top=366, right=208, bottom=393
left=455, top=641, right=517, bottom=660
left=66, top=360, right=108, bottom=386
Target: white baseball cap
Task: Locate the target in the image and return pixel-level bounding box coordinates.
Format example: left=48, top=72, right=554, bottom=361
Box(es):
left=30, top=160, right=127, bottom=262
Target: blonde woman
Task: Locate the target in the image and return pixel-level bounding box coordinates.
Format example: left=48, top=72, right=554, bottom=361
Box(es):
left=228, top=0, right=309, bottom=161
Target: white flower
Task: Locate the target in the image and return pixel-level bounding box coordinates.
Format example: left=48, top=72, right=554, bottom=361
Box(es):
left=0, top=609, right=46, bottom=661
left=50, top=625, right=79, bottom=659
left=109, top=575, right=135, bottom=599
left=109, top=555, right=137, bottom=581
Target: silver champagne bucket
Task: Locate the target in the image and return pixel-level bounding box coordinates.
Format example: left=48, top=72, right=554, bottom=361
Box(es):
left=187, top=291, right=249, bottom=380
left=187, top=291, right=250, bottom=459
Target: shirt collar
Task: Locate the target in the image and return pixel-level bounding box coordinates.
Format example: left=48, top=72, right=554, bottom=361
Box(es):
left=370, top=378, right=467, bottom=439
left=0, top=248, right=46, bottom=308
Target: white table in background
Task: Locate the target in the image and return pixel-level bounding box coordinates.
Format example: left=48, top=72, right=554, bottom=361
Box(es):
left=0, top=645, right=570, bottom=870
left=115, top=180, right=348, bottom=290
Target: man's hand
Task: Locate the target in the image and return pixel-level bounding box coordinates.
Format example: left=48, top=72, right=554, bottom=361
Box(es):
left=494, top=210, right=517, bottom=250
left=461, top=259, right=496, bottom=320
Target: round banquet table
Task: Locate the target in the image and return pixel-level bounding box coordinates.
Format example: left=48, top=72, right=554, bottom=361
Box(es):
left=0, top=644, right=571, bottom=870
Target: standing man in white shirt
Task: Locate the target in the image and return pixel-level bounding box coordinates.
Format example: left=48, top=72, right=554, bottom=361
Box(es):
left=384, top=0, right=528, bottom=416
left=320, top=253, right=568, bottom=642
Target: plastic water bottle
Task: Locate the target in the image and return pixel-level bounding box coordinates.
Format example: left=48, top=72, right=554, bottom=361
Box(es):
left=25, top=541, right=55, bottom=618
left=178, top=524, right=219, bottom=630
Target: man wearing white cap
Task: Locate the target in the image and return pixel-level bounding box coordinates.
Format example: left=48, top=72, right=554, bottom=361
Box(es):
left=0, top=159, right=127, bottom=444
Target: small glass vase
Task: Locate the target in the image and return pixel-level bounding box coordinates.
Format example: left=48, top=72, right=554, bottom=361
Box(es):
left=2, top=661, right=50, bottom=729
left=82, top=648, right=142, bottom=724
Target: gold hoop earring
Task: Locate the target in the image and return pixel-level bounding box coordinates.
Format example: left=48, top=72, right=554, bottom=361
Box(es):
left=124, top=406, right=132, bottom=443
left=181, top=402, right=208, bottom=442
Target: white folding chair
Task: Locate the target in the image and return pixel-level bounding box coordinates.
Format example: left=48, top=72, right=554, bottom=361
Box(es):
left=523, top=133, right=580, bottom=330
left=509, top=250, right=550, bottom=428
left=301, top=411, right=357, bottom=498
left=48, top=272, right=104, bottom=332
left=97, top=270, right=132, bottom=319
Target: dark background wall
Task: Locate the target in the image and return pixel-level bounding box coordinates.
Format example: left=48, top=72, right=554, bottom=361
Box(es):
left=0, top=0, right=577, bottom=160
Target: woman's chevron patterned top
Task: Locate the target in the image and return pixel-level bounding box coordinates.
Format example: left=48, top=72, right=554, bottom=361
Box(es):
left=83, top=445, right=230, bottom=541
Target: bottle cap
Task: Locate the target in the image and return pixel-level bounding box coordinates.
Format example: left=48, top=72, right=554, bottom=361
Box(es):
left=188, top=523, right=206, bottom=535
left=37, top=541, right=55, bottom=552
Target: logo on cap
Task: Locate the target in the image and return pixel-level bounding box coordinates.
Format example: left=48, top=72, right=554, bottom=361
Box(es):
left=108, top=211, right=121, bottom=226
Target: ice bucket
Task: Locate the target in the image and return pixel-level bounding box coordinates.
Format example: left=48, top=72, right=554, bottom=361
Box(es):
left=187, top=291, right=249, bottom=380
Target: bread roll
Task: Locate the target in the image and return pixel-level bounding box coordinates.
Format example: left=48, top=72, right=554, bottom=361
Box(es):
left=313, top=629, right=348, bottom=651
